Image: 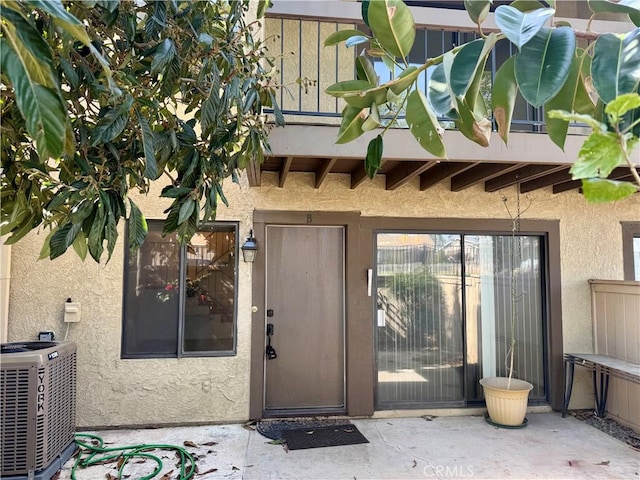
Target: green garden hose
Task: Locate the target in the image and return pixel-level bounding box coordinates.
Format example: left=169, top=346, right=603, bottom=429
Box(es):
left=72, top=433, right=197, bottom=480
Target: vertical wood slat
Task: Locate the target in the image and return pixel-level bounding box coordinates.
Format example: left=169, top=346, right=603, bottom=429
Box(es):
left=589, top=280, right=640, bottom=431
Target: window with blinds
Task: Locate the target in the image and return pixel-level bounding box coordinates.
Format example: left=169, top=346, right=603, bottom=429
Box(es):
left=375, top=232, right=545, bottom=408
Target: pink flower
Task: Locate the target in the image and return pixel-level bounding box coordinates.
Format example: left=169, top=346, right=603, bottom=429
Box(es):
left=165, top=284, right=174, bottom=291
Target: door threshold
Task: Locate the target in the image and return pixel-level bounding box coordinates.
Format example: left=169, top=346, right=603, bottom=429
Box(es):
left=262, top=407, right=347, bottom=419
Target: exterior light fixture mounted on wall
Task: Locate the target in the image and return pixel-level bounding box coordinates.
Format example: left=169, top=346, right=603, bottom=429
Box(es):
left=241, top=229, right=258, bottom=263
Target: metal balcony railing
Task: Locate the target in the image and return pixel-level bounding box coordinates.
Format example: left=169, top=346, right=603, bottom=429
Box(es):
left=264, top=17, right=546, bottom=132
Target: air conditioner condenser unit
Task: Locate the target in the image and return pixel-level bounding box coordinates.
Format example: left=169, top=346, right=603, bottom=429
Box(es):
left=1, top=341, right=78, bottom=480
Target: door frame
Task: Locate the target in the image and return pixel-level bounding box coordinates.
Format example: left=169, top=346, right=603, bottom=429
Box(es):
left=249, top=211, right=373, bottom=419
left=361, top=217, right=564, bottom=411
left=249, top=213, right=564, bottom=418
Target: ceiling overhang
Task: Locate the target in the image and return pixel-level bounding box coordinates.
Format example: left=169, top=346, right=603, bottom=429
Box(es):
left=253, top=124, right=614, bottom=195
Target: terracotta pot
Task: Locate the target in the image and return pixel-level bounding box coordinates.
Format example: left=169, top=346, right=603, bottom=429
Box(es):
left=479, top=377, right=533, bottom=427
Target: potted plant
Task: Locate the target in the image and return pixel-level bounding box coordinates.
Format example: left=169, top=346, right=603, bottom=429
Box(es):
left=479, top=193, right=533, bottom=427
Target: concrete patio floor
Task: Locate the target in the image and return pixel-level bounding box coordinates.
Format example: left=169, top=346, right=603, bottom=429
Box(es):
left=59, top=413, right=639, bottom=480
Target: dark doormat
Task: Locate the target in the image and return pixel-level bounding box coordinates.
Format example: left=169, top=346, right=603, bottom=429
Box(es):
left=281, top=424, right=369, bottom=450
left=256, top=418, right=350, bottom=441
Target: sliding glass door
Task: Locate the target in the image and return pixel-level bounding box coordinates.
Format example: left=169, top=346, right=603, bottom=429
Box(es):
left=375, top=232, right=545, bottom=409
left=376, top=233, right=464, bottom=406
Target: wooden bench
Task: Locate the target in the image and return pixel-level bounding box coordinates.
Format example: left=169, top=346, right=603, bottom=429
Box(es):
left=562, top=353, right=640, bottom=418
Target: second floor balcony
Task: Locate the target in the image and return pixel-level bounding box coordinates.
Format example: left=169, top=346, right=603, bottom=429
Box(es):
left=251, top=1, right=635, bottom=194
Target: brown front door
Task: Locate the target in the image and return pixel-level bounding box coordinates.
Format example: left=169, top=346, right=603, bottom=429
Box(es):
left=264, top=225, right=345, bottom=414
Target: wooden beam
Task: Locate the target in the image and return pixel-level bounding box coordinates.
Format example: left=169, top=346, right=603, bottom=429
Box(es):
left=386, top=161, right=437, bottom=190
left=350, top=163, right=368, bottom=189
left=552, top=169, right=636, bottom=194
left=520, top=168, right=572, bottom=193
left=279, top=156, right=293, bottom=188
left=552, top=180, right=582, bottom=194
left=451, top=163, right=518, bottom=191
left=485, top=165, right=566, bottom=192
left=420, top=162, right=477, bottom=190
left=315, top=157, right=337, bottom=189
left=247, top=158, right=262, bottom=187
left=350, top=159, right=389, bottom=189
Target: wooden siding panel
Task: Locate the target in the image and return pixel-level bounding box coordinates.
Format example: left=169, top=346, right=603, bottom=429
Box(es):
left=589, top=280, right=640, bottom=432
left=625, top=294, right=640, bottom=363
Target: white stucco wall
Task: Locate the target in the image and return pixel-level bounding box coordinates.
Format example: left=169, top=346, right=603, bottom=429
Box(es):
left=6, top=2, right=638, bottom=428
left=7, top=168, right=639, bottom=427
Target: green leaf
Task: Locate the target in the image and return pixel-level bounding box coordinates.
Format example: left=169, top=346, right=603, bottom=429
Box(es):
left=588, top=0, right=640, bottom=15
left=464, top=34, right=499, bottom=107
left=544, top=54, right=595, bottom=150
left=59, top=57, right=79, bottom=90
left=0, top=37, right=66, bottom=160
left=367, top=0, right=416, bottom=58
left=4, top=213, right=37, bottom=246
left=40, top=2, right=112, bottom=82
left=406, top=89, right=447, bottom=158
left=365, top=135, right=384, bottom=178
left=592, top=29, right=640, bottom=104
left=454, top=97, right=492, bottom=147
left=336, top=106, right=367, bottom=144
left=50, top=221, right=82, bottom=259
left=326, top=80, right=377, bottom=98
left=630, top=9, right=640, bottom=26
left=128, top=199, right=148, bottom=250
left=160, top=186, right=193, bottom=198
left=362, top=0, right=371, bottom=27
left=427, top=64, right=453, bottom=115
left=257, top=0, right=270, bottom=19
left=324, top=29, right=370, bottom=47
left=72, top=230, right=88, bottom=261
left=494, top=5, right=555, bottom=49
left=492, top=57, right=518, bottom=144
left=326, top=80, right=387, bottom=108
left=515, top=27, right=575, bottom=107
left=91, top=96, right=133, bottom=145
left=547, top=110, right=608, bottom=131
left=38, top=228, right=57, bottom=261
left=269, top=91, right=286, bottom=127
left=71, top=199, right=95, bottom=224
left=0, top=7, right=53, bottom=65
left=582, top=178, right=638, bottom=203
left=356, top=56, right=378, bottom=85
left=605, top=93, right=640, bottom=124
left=150, top=38, right=177, bottom=74
left=451, top=34, right=498, bottom=100
left=571, top=131, right=635, bottom=178
left=28, top=0, right=82, bottom=25
left=389, top=66, right=420, bottom=94
left=88, top=205, right=106, bottom=262
left=510, top=0, right=548, bottom=12
left=104, top=214, right=118, bottom=262
left=362, top=103, right=381, bottom=131
left=145, top=0, right=167, bottom=38
left=464, top=0, right=491, bottom=25
left=178, top=198, right=196, bottom=225
left=137, top=112, right=157, bottom=179
left=346, top=36, right=370, bottom=48
left=450, top=39, right=485, bottom=98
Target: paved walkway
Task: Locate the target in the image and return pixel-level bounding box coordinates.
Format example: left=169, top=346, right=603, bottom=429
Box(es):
left=60, top=413, right=639, bottom=479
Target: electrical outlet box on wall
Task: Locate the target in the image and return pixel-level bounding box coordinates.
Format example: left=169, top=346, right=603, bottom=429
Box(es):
left=64, top=302, right=81, bottom=323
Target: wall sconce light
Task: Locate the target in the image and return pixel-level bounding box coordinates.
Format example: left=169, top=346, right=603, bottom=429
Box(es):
left=241, top=229, right=258, bottom=263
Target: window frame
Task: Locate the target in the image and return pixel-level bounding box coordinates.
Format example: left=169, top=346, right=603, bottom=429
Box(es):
left=621, top=221, right=640, bottom=281
left=121, top=220, right=239, bottom=359
left=372, top=229, right=549, bottom=409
